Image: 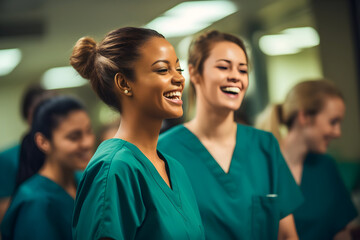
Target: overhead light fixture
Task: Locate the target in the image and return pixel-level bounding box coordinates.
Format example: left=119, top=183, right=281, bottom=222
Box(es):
left=259, top=27, right=320, bottom=56
left=0, top=48, right=22, bottom=76
left=145, top=1, right=238, bottom=38
left=41, top=66, right=88, bottom=89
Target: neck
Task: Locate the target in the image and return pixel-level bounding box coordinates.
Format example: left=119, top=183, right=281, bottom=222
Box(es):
left=38, top=159, right=76, bottom=191
left=187, top=99, right=236, bottom=141
left=281, top=129, right=309, bottom=166
left=115, top=110, right=162, bottom=161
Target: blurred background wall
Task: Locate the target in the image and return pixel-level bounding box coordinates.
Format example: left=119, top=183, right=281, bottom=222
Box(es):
left=1, top=0, right=359, bottom=187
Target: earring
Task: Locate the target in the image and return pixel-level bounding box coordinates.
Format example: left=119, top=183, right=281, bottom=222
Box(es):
left=124, top=90, right=129, bottom=94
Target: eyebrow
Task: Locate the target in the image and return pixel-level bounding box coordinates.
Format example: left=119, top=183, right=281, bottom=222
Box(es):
left=151, top=59, right=179, bottom=66
left=216, top=59, right=247, bottom=66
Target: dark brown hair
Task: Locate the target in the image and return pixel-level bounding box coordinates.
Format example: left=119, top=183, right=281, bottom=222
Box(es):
left=70, top=27, right=164, bottom=112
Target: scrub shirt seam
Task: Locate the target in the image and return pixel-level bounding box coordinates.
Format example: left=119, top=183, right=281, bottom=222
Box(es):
left=130, top=147, right=188, bottom=220
left=98, top=141, right=126, bottom=237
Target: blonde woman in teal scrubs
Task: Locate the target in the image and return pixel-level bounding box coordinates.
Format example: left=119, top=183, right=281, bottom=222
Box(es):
left=70, top=27, right=204, bottom=240
left=256, top=80, right=357, bottom=240
left=158, top=30, right=303, bottom=240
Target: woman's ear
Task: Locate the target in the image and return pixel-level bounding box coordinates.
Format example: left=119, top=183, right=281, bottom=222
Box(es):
left=297, top=110, right=314, bottom=126
left=34, top=132, right=51, bottom=154
left=114, top=73, right=133, bottom=97
left=188, top=64, right=201, bottom=85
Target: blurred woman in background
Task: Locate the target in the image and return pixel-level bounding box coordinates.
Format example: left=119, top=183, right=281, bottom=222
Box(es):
left=0, top=84, right=53, bottom=226
left=70, top=27, right=204, bottom=239
left=255, top=79, right=357, bottom=240
left=158, top=30, right=303, bottom=240
left=1, top=96, right=95, bottom=240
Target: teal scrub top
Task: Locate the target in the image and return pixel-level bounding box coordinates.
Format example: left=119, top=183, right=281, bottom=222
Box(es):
left=0, top=144, right=20, bottom=197
left=293, top=153, right=358, bottom=240
left=73, top=138, right=204, bottom=240
left=158, top=124, right=304, bottom=240
left=1, top=174, right=75, bottom=240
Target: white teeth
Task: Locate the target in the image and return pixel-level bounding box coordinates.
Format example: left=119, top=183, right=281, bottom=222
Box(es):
left=221, top=87, right=240, bottom=94
left=164, top=91, right=181, bottom=98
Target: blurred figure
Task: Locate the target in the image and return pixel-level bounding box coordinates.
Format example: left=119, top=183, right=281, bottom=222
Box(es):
left=70, top=27, right=204, bottom=239
left=1, top=96, right=95, bottom=240
left=256, top=79, right=357, bottom=240
left=0, top=84, right=54, bottom=225
left=158, top=30, right=303, bottom=240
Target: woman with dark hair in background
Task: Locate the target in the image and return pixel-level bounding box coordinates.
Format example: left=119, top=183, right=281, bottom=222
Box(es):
left=1, top=96, right=95, bottom=240
left=70, top=27, right=204, bottom=239
left=0, top=84, right=54, bottom=226
left=158, top=30, right=303, bottom=240
left=256, top=79, right=357, bottom=240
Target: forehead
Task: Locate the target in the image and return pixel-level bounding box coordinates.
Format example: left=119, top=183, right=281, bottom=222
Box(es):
left=322, top=97, right=345, bottom=113
left=54, top=110, right=90, bottom=132
left=208, top=41, right=247, bottom=63
left=138, top=37, right=177, bottom=62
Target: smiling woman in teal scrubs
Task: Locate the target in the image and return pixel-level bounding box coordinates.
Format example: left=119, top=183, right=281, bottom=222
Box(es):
left=256, top=80, right=357, bottom=240
left=158, top=30, right=303, bottom=240
left=1, top=96, right=95, bottom=240
left=70, top=27, right=204, bottom=239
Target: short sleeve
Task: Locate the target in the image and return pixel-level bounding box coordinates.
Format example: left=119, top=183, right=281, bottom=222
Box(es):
left=73, top=154, right=146, bottom=240
left=271, top=137, right=304, bottom=219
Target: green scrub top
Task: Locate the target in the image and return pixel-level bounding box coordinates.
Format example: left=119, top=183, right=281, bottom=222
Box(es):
left=0, top=144, right=20, bottom=197
left=158, top=124, right=304, bottom=240
left=293, top=153, right=358, bottom=240
left=73, top=138, right=204, bottom=240
left=1, top=174, right=75, bottom=240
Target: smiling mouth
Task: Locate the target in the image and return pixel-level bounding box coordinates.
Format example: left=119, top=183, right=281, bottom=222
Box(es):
left=220, top=86, right=241, bottom=95
left=163, top=91, right=182, bottom=100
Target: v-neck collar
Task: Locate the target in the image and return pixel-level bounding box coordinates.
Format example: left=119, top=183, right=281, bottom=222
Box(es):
left=35, top=174, right=76, bottom=201
left=178, top=124, right=245, bottom=197
left=121, top=140, right=182, bottom=207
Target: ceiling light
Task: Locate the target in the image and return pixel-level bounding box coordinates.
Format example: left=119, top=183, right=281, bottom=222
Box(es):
left=0, top=48, right=22, bottom=76
left=145, top=1, right=238, bottom=38
left=41, top=66, right=88, bottom=89
left=259, top=27, right=320, bottom=56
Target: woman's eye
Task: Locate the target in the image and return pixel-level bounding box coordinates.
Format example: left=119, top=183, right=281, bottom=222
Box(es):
left=216, top=66, right=228, bottom=70
left=239, top=70, right=248, bottom=74
left=330, top=119, right=339, bottom=126
left=157, top=69, right=168, bottom=73
left=176, top=68, right=184, bottom=74
left=68, top=136, right=80, bottom=141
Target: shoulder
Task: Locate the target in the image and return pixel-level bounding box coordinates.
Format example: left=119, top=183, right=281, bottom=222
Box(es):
left=79, top=139, right=147, bottom=197
left=305, top=153, right=337, bottom=169
left=237, top=124, right=279, bottom=149
left=0, top=144, right=20, bottom=157
left=0, top=144, right=20, bottom=165
left=12, top=175, right=52, bottom=204
left=86, top=139, right=143, bottom=175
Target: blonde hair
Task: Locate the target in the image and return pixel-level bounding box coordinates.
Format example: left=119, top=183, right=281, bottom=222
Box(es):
left=255, top=79, right=344, bottom=142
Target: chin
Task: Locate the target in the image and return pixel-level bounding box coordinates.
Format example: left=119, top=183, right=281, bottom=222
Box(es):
left=162, top=108, right=183, bottom=119
left=166, top=112, right=183, bottom=119
left=310, top=146, right=327, bottom=154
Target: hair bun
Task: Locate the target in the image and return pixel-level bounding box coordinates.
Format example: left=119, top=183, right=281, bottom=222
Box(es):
left=70, top=37, right=97, bottom=80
